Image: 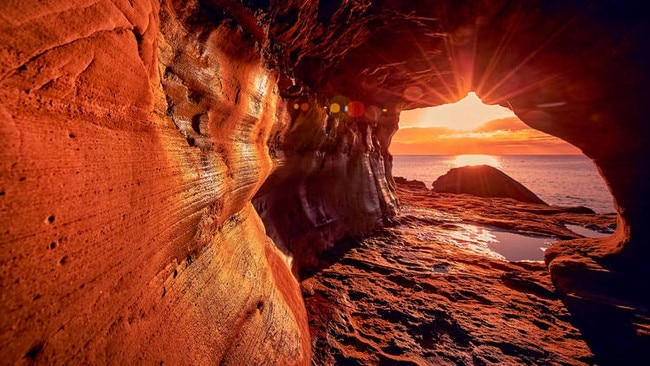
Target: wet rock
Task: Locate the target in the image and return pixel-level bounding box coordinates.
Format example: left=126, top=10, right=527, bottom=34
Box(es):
left=394, top=176, right=428, bottom=190
left=1, top=0, right=649, bottom=364
left=305, top=181, right=615, bottom=365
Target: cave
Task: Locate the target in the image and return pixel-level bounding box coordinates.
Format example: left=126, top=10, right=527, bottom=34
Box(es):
left=1, top=0, right=648, bottom=364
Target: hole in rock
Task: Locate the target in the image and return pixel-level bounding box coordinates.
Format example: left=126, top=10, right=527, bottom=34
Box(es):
left=390, top=92, right=616, bottom=260
left=393, top=93, right=616, bottom=209
left=23, top=342, right=44, bottom=360
left=191, top=114, right=203, bottom=134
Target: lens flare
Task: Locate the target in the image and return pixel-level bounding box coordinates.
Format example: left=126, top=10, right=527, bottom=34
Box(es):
left=348, top=101, right=365, bottom=117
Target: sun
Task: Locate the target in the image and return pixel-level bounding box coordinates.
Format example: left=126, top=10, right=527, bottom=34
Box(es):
left=399, top=92, right=517, bottom=130
left=453, top=154, right=501, bottom=168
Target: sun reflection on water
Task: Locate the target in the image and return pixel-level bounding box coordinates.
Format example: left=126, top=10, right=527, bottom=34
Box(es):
left=453, top=154, right=501, bottom=168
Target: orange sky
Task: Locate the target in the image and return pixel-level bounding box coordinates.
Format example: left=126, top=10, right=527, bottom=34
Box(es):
left=391, top=93, right=581, bottom=155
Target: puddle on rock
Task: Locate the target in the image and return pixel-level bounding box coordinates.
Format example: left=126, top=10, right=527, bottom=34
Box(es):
left=398, top=208, right=559, bottom=262
left=443, top=225, right=556, bottom=262
left=487, top=230, right=555, bottom=262
left=565, top=224, right=612, bottom=238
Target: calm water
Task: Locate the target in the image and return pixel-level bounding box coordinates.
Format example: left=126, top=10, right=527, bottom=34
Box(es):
left=392, top=155, right=615, bottom=214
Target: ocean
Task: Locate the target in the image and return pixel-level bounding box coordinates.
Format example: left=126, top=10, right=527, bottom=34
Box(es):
left=391, top=154, right=615, bottom=214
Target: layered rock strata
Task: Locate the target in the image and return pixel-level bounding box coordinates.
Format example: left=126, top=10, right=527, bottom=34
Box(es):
left=1, top=0, right=649, bottom=364
left=252, top=96, right=397, bottom=277
left=1, top=1, right=313, bottom=364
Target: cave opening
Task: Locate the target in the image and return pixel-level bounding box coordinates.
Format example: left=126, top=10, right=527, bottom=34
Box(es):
left=249, top=0, right=646, bottom=357
left=300, top=89, right=622, bottom=363
left=391, top=92, right=616, bottom=213
left=2, top=0, right=648, bottom=365
left=389, top=91, right=617, bottom=261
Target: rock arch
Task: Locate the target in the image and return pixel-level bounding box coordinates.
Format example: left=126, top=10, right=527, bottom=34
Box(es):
left=1, top=0, right=648, bottom=364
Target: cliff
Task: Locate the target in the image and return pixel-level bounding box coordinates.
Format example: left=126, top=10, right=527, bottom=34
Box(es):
left=1, top=0, right=649, bottom=364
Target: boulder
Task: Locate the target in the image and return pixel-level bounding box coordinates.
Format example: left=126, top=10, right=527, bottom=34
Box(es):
left=393, top=176, right=428, bottom=190
left=432, top=165, right=546, bottom=204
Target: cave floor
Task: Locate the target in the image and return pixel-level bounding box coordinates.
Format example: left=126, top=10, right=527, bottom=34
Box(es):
left=302, top=182, right=618, bottom=365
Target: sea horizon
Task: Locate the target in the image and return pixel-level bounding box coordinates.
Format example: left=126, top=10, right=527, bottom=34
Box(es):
left=391, top=154, right=615, bottom=214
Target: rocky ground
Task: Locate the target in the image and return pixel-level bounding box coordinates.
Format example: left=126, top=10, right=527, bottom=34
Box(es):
left=302, top=179, right=617, bottom=365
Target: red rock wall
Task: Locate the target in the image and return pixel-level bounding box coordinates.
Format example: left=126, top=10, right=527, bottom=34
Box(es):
left=253, top=96, right=397, bottom=277
left=0, top=1, right=312, bottom=364
left=2, top=0, right=649, bottom=363
left=263, top=0, right=650, bottom=308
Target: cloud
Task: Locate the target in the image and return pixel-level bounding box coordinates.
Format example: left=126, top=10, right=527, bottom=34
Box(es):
left=389, top=126, right=456, bottom=143
left=472, top=117, right=529, bottom=132
left=438, top=130, right=510, bottom=139
left=390, top=117, right=581, bottom=155
left=398, top=93, right=518, bottom=130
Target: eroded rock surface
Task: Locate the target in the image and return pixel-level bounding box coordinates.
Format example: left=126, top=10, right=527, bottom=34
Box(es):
left=1, top=1, right=312, bottom=364
left=252, top=97, right=397, bottom=277
left=1, top=0, right=649, bottom=364
left=305, top=180, right=620, bottom=365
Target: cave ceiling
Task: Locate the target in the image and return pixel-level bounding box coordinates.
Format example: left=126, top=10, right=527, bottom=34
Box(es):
left=209, top=0, right=650, bottom=114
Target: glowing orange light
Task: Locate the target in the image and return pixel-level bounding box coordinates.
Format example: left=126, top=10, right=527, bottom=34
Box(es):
left=293, top=103, right=300, bottom=110
left=300, top=103, right=309, bottom=111
left=453, top=154, right=501, bottom=168
left=400, top=92, right=516, bottom=130
left=329, top=95, right=350, bottom=114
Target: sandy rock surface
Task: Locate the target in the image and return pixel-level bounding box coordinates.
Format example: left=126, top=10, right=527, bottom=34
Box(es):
left=304, top=180, right=617, bottom=365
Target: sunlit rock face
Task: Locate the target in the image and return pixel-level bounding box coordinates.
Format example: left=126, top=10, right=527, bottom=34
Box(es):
left=0, top=0, right=310, bottom=364
left=1, top=0, right=649, bottom=364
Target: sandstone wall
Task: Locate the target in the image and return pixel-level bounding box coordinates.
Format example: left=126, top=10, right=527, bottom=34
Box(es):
left=0, top=0, right=314, bottom=363
left=2, top=0, right=649, bottom=363
left=253, top=96, right=397, bottom=277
